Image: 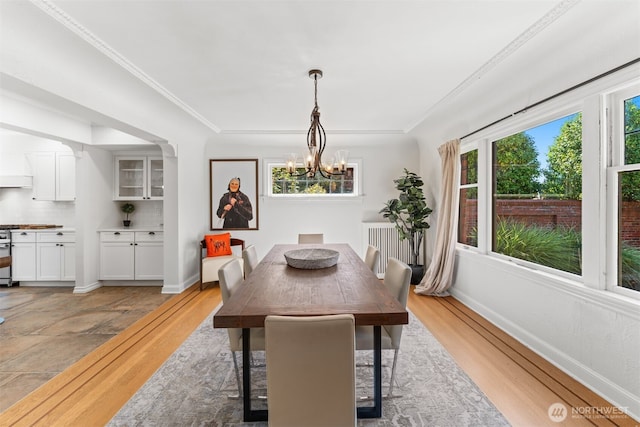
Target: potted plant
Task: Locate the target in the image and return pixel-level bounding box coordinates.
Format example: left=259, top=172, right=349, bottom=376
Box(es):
left=121, top=202, right=135, bottom=227
left=380, top=168, right=432, bottom=284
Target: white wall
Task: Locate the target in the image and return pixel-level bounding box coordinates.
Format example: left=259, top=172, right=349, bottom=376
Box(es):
left=201, top=133, right=421, bottom=269
left=74, top=145, right=113, bottom=293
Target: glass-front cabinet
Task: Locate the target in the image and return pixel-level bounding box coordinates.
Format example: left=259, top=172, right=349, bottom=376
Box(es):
left=114, top=156, right=163, bottom=200
left=148, top=157, right=164, bottom=199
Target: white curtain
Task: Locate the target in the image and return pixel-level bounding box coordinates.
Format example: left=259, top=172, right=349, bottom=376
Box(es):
left=415, top=139, right=460, bottom=296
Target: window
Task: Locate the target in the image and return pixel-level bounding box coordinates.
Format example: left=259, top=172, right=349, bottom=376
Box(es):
left=456, top=70, right=639, bottom=300
left=458, top=149, right=478, bottom=247
left=268, top=163, right=359, bottom=197
left=614, top=93, right=640, bottom=292
left=491, top=113, right=582, bottom=275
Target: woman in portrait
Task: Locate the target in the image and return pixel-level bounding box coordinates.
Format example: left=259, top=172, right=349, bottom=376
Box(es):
left=216, top=177, right=253, bottom=228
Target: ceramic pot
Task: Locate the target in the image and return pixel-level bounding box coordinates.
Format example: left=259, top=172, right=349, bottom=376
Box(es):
left=409, top=264, right=425, bottom=285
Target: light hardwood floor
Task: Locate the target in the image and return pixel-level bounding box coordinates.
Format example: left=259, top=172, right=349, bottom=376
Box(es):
left=1, top=284, right=637, bottom=426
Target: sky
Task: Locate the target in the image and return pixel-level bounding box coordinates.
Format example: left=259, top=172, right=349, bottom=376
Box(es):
left=525, top=113, right=578, bottom=171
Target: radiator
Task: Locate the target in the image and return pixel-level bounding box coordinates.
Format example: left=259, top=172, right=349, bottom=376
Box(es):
left=362, top=222, right=412, bottom=278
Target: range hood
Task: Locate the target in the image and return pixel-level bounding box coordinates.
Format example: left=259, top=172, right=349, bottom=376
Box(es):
left=0, top=175, right=32, bottom=188
left=0, top=151, right=33, bottom=188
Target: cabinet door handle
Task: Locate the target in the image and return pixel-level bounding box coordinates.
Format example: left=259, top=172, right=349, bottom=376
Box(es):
left=57, top=232, right=63, bottom=236
left=114, top=232, right=121, bottom=235
left=149, top=231, right=155, bottom=235
left=60, top=244, right=64, bottom=247
left=130, top=242, right=134, bottom=246
left=21, top=232, right=27, bottom=235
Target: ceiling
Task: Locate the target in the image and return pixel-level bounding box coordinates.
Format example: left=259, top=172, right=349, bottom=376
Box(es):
left=2, top=1, right=639, bottom=137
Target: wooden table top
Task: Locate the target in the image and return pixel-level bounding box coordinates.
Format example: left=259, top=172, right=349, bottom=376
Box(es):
left=213, top=243, right=409, bottom=328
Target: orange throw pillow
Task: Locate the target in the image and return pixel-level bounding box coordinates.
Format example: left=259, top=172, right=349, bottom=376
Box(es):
left=205, top=233, right=233, bottom=257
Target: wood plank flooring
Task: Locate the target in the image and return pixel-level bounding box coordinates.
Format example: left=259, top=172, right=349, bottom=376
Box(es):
left=1, top=284, right=637, bottom=426
left=408, top=294, right=637, bottom=427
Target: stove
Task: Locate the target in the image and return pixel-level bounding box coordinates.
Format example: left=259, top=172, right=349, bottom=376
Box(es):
left=0, top=228, right=12, bottom=286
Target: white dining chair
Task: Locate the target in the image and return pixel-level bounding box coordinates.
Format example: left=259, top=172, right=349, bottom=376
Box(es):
left=364, top=245, right=380, bottom=274
left=218, top=258, right=265, bottom=398
left=242, top=245, right=259, bottom=277
left=355, top=257, right=411, bottom=397
left=298, top=233, right=324, bottom=244
left=265, top=314, right=356, bottom=427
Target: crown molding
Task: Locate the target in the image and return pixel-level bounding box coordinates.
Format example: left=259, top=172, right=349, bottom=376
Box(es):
left=404, top=0, right=580, bottom=133
left=30, top=0, right=221, bottom=133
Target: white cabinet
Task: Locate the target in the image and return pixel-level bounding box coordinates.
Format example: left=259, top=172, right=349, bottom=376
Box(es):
left=11, top=231, right=37, bottom=281
left=114, top=156, right=163, bottom=200
left=134, top=231, right=164, bottom=280
left=100, top=230, right=163, bottom=280
left=11, top=230, right=75, bottom=282
left=56, top=153, right=76, bottom=200
left=100, top=232, right=135, bottom=280
left=36, top=231, right=75, bottom=281
left=31, top=152, right=76, bottom=201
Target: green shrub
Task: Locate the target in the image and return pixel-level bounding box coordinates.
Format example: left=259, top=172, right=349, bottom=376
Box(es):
left=621, top=243, right=640, bottom=291
left=470, top=220, right=640, bottom=287
left=494, top=219, right=581, bottom=274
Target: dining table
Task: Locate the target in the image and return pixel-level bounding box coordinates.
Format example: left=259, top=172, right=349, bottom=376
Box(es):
left=213, top=243, right=409, bottom=422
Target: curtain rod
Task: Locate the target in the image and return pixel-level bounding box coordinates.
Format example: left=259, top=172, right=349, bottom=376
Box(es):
left=460, top=57, right=640, bottom=141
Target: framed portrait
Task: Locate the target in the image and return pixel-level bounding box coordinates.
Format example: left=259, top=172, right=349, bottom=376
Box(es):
left=210, top=159, right=259, bottom=230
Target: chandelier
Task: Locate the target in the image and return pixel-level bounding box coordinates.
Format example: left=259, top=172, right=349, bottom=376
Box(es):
left=286, top=69, right=348, bottom=178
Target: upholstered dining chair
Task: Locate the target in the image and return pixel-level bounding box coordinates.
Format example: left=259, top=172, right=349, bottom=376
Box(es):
left=242, top=245, right=259, bottom=278
left=298, top=233, right=324, bottom=244
left=355, top=257, right=411, bottom=398
left=364, top=245, right=380, bottom=275
left=265, top=314, right=356, bottom=427
left=218, top=258, right=265, bottom=398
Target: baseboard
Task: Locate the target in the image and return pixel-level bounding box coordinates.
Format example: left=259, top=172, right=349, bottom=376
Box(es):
left=73, top=281, right=102, bottom=294
left=451, top=287, right=640, bottom=420
left=161, top=277, right=196, bottom=294
left=17, top=281, right=74, bottom=288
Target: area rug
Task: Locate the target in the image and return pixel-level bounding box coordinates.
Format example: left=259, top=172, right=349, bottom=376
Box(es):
left=108, top=307, right=510, bottom=426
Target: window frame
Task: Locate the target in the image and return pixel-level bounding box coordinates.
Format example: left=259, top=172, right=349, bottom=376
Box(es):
left=460, top=97, right=590, bottom=272
left=606, top=84, right=640, bottom=298
left=454, top=67, right=640, bottom=307
left=458, top=143, right=481, bottom=250
left=264, top=158, right=361, bottom=198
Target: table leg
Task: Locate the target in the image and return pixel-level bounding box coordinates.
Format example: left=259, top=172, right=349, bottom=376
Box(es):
left=357, top=325, right=382, bottom=418
left=242, top=328, right=267, bottom=422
